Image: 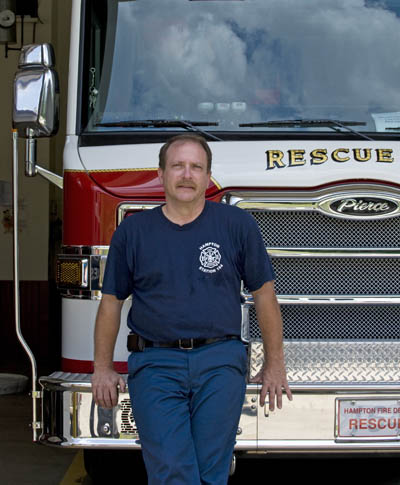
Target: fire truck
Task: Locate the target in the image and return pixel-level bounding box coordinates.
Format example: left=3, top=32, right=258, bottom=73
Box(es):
left=12, top=0, right=400, bottom=478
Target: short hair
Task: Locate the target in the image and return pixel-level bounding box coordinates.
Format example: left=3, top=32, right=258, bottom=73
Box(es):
left=159, top=134, right=212, bottom=172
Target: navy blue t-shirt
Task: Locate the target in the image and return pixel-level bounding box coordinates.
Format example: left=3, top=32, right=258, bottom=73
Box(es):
left=102, top=201, right=275, bottom=341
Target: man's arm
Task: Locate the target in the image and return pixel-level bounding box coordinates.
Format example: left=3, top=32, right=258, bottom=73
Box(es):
left=92, top=293, right=126, bottom=408
left=251, top=281, right=292, bottom=411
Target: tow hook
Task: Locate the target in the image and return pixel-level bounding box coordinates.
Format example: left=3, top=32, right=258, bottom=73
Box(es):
left=229, top=453, right=236, bottom=476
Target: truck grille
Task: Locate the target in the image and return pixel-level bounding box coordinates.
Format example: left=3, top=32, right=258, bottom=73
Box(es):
left=241, top=195, right=400, bottom=341
left=249, top=210, right=400, bottom=248
left=249, top=305, right=400, bottom=340
left=273, top=257, right=400, bottom=296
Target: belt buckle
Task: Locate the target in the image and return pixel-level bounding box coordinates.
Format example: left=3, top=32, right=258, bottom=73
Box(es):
left=179, top=338, right=194, bottom=350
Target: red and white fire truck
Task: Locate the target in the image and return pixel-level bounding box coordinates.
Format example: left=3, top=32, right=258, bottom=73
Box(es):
left=12, top=0, right=400, bottom=477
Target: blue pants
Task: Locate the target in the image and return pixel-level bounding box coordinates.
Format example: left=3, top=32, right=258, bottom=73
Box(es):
left=127, top=339, right=247, bottom=485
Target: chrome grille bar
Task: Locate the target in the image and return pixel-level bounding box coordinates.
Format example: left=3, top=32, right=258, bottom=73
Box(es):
left=269, top=249, right=400, bottom=258
left=242, top=295, right=400, bottom=305
left=249, top=304, right=400, bottom=340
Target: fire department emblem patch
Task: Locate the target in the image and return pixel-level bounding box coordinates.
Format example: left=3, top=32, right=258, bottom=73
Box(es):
left=199, top=242, right=223, bottom=273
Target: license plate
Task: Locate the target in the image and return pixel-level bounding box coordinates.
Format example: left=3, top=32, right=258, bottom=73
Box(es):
left=337, top=398, right=400, bottom=438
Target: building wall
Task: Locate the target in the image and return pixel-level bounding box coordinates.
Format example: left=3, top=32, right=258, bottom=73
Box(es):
left=0, top=0, right=72, bottom=372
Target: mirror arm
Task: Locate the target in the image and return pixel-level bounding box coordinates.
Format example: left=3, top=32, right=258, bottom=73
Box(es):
left=24, top=130, right=63, bottom=189
left=25, top=128, right=36, bottom=177
left=36, top=165, right=63, bottom=190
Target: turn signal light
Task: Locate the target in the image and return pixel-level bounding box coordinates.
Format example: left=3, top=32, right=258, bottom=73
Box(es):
left=56, top=258, right=88, bottom=288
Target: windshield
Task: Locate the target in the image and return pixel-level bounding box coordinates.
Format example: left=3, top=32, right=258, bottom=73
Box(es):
left=82, top=0, right=400, bottom=135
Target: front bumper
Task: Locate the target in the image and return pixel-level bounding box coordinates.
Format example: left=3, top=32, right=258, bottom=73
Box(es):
left=38, top=340, right=400, bottom=452
left=38, top=374, right=400, bottom=452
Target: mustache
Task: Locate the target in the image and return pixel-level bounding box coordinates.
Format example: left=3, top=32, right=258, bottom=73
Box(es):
left=176, top=181, right=196, bottom=188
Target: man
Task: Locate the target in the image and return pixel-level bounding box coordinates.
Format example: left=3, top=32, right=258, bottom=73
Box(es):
left=92, top=134, right=292, bottom=484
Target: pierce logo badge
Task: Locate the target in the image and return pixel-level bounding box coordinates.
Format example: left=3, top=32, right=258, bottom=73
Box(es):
left=319, top=195, right=400, bottom=219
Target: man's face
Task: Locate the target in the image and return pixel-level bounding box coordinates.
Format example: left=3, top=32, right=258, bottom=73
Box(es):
left=158, top=141, right=211, bottom=205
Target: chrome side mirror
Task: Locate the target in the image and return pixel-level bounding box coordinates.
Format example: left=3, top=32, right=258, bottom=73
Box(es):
left=13, top=43, right=59, bottom=138
left=13, top=43, right=61, bottom=181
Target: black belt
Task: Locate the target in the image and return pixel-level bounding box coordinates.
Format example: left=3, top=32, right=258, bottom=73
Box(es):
left=127, top=334, right=240, bottom=351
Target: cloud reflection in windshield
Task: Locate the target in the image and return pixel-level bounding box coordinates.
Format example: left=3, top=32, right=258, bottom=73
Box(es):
left=97, top=0, right=400, bottom=132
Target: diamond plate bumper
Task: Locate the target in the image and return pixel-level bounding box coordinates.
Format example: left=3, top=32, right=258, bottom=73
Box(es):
left=249, top=340, right=400, bottom=386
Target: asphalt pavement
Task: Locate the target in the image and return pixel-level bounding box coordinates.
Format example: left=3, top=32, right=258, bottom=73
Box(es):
left=0, top=392, right=76, bottom=485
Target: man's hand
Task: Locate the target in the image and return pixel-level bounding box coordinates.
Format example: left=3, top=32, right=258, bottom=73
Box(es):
left=92, top=294, right=125, bottom=408
left=251, top=281, right=293, bottom=411
left=252, top=361, right=292, bottom=411
left=92, top=366, right=126, bottom=409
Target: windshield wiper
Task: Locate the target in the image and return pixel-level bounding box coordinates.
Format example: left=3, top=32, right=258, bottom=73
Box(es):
left=95, top=119, right=222, bottom=141
left=239, top=119, right=373, bottom=141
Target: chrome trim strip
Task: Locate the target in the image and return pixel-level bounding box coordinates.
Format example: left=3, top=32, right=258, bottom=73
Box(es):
left=242, top=295, right=400, bottom=305
left=278, top=295, right=400, bottom=305
left=81, top=258, right=89, bottom=287
left=117, top=202, right=161, bottom=225
left=60, top=289, right=104, bottom=300
left=278, top=296, right=400, bottom=305
left=93, top=247, right=109, bottom=256
left=223, top=184, right=400, bottom=199
left=61, top=293, right=400, bottom=306
left=226, top=189, right=400, bottom=221
left=59, top=289, right=132, bottom=300
left=235, top=200, right=316, bottom=212
left=38, top=437, right=400, bottom=451
left=240, top=304, right=250, bottom=342
left=268, top=248, right=400, bottom=258
left=247, top=383, right=400, bottom=392
left=39, top=437, right=143, bottom=449
left=61, top=245, right=109, bottom=256
left=255, top=440, right=400, bottom=451
left=38, top=437, right=261, bottom=450
left=40, top=377, right=400, bottom=394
